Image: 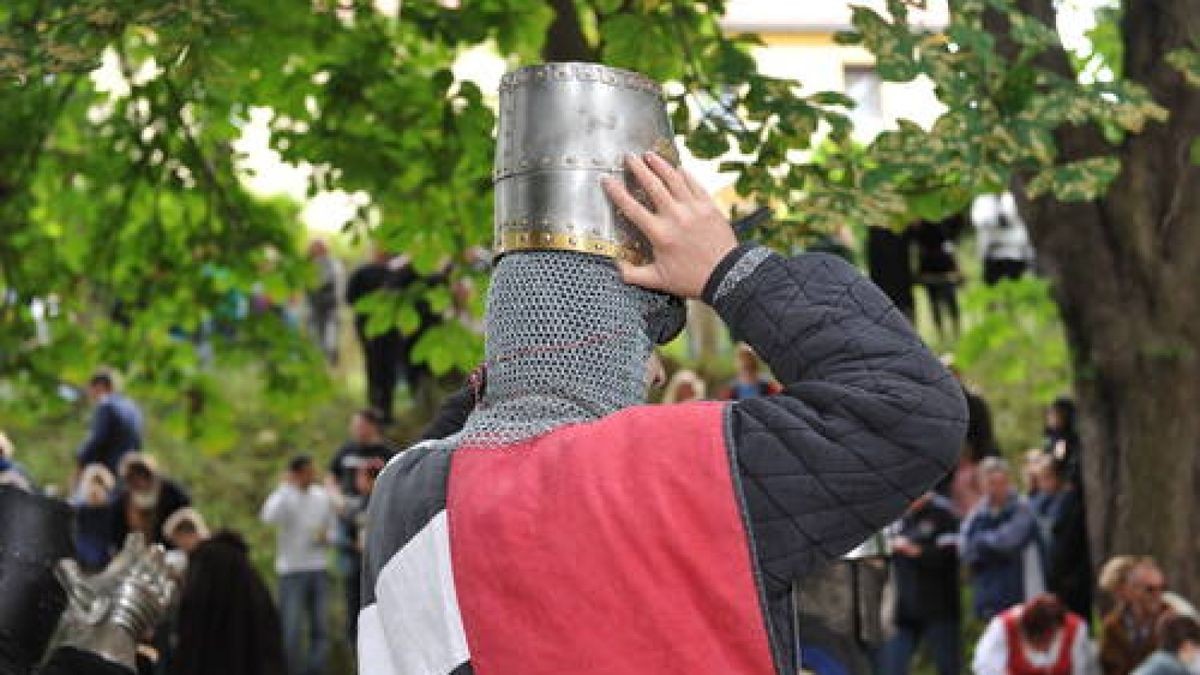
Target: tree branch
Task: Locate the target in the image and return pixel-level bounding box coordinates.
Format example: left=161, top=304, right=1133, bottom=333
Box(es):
left=542, top=0, right=595, bottom=62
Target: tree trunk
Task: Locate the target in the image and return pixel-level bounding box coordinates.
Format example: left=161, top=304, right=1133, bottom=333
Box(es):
left=542, top=0, right=596, bottom=62
left=999, top=0, right=1200, bottom=600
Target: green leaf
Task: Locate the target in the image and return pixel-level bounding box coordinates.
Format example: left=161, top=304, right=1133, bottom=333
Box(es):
left=809, top=91, right=856, bottom=108
left=1166, top=49, right=1200, bottom=88
left=849, top=6, right=921, bottom=82
left=1027, top=157, right=1121, bottom=201
left=600, top=14, right=686, bottom=81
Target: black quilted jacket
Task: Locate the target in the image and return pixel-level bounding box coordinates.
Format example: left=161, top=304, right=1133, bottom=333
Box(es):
left=411, top=245, right=968, bottom=674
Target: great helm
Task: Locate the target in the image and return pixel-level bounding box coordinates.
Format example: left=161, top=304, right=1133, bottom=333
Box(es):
left=493, top=62, right=680, bottom=265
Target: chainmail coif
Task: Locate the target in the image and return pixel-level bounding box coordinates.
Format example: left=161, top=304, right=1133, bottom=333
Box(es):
left=460, top=251, right=675, bottom=446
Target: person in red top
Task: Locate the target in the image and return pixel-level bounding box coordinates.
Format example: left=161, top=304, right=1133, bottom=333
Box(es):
left=973, top=594, right=1100, bottom=675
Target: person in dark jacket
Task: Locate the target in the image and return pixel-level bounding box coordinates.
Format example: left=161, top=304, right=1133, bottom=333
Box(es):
left=908, top=216, right=963, bottom=339
left=357, top=137, right=967, bottom=673
left=111, top=454, right=191, bottom=549
left=345, top=250, right=408, bottom=423
left=880, top=492, right=962, bottom=675
left=1029, top=456, right=1093, bottom=621
left=1132, top=614, right=1200, bottom=675
left=1044, top=396, right=1082, bottom=487
left=327, top=409, right=395, bottom=643
left=866, top=225, right=915, bottom=321
left=961, top=457, right=1045, bottom=620
left=75, top=371, right=143, bottom=478
left=346, top=252, right=446, bottom=423
left=173, top=530, right=286, bottom=675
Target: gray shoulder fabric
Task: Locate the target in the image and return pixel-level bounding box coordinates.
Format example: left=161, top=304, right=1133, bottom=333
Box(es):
left=710, top=248, right=967, bottom=674
left=360, top=437, right=457, bottom=609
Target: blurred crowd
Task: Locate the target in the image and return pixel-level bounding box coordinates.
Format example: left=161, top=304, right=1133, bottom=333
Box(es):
left=1, top=368, right=398, bottom=675
left=3, top=208, right=1197, bottom=675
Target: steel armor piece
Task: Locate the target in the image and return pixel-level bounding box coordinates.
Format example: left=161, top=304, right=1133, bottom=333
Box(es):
left=494, top=62, right=679, bottom=264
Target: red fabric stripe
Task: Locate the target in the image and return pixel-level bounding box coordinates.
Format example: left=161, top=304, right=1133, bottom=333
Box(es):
left=448, top=402, right=775, bottom=674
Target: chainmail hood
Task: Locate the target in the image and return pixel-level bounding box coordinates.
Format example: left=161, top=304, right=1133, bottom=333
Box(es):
left=460, top=251, right=677, bottom=446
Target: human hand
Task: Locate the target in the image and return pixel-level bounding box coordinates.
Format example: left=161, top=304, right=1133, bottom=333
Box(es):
left=601, top=152, right=737, bottom=299
left=890, top=536, right=922, bottom=558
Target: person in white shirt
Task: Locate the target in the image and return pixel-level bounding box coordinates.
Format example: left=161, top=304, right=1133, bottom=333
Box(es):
left=973, top=594, right=1099, bottom=675
left=970, top=192, right=1036, bottom=284
left=260, top=454, right=336, bottom=675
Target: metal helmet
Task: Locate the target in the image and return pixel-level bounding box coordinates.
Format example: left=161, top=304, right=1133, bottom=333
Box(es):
left=493, top=62, right=680, bottom=265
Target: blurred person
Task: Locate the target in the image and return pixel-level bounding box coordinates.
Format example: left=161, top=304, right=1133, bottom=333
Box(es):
left=938, top=358, right=998, bottom=516
left=346, top=250, right=407, bottom=423
left=334, top=457, right=385, bottom=643
left=1100, top=556, right=1141, bottom=617
left=0, top=431, right=34, bottom=491
left=70, top=463, right=118, bottom=572
left=880, top=492, right=962, bottom=675
left=162, top=507, right=210, bottom=555
left=961, top=456, right=1046, bottom=620
left=1028, top=456, right=1093, bottom=620
left=1101, top=559, right=1172, bottom=675
left=866, top=225, right=916, bottom=320
left=1097, top=558, right=1198, bottom=627
left=173, top=529, right=286, bottom=675
left=723, top=343, right=781, bottom=400
left=306, top=239, right=343, bottom=365
left=327, top=408, right=395, bottom=497
left=1044, top=396, right=1082, bottom=488
left=1132, top=614, right=1200, bottom=675
left=908, top=215, right=964, bottom=339
left=971, top=192, right=1035, bottom=284
left=75, top=370, right=143, bottom=478
left=326, top=408, right=394, bottom=643
left=111, top=453, right=191, bottom=549
left=662, top=368, right=706, bottom=403
left=260, top=454, right=335, bottom=675
left=973, top=594, right=1099, bottom=675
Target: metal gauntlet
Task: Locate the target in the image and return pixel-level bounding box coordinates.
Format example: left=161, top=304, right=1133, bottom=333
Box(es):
left=52, top=533, right=177, bottom=671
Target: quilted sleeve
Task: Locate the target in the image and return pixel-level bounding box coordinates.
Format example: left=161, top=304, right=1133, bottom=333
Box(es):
left=702, top=245, right=967, bottom=596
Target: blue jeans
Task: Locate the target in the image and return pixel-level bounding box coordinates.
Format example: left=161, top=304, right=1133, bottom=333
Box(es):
left=279, top=570, right=330, bottom=675
left=879, top=620, right=961, bottom=675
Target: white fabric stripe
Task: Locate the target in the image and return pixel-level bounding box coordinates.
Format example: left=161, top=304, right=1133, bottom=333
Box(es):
left=360, top=510, right=470, bottom=675
left=358, top=604, right=401, bottom=675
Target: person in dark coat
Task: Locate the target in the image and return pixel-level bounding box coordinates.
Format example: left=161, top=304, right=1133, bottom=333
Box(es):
left=346, top=250, right=407, bottom=423
left=326, top=408, right=395, bottom=643
left=111, top=454, right=191, bottom=549
left=345, top=252, right=446, bottom=423
left=75, top=371, right=143, bottom=477
left=1044, top=396, right=1082, bottom=487
left=908, top=216, right=963, bottom=339
left=880, top=492, right=962, bottom=675
left=866, top=225, right=915, bottom=321
left=1029, top=456, right=1093, bottom=621
left=173, top=530, right=286, bottom=675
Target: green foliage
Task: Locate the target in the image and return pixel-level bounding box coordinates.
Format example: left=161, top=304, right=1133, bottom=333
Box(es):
left=0, top=1, right=1172, bottom=456
left=1166, top=48, right=1200, bottom=88
left=954, top=276, right=1071, bottom=454
left=829, top=0, right=1167, bottom=226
